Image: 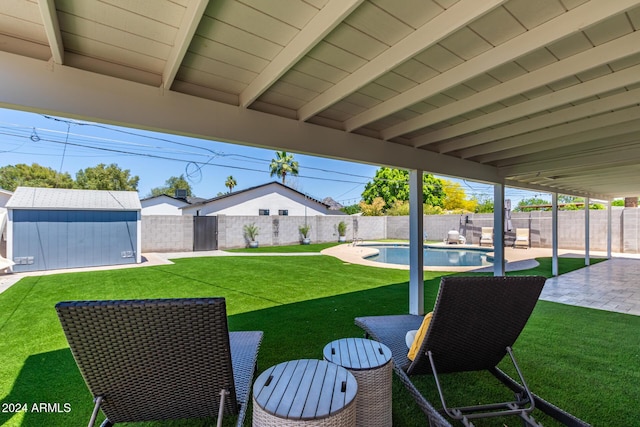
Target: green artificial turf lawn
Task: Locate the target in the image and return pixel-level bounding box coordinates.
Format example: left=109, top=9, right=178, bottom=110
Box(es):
left=0, top=255, right=637, bottom=426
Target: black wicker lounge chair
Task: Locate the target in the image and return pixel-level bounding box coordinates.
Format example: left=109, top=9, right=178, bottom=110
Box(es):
left=56, top=297, right=262, bottom=427
left=355, top=276, right=591, bottom=427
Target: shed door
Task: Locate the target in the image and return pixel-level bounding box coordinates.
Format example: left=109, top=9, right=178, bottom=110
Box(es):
left=11, top=210, right=137, bottom=272
left=193, top=216, right=217, bottom=251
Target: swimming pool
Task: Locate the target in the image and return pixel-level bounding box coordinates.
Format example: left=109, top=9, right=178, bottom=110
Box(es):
left=364, top=244, right=492, bottom=267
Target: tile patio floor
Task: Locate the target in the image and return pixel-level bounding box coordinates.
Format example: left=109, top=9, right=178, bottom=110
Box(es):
left=541, top=257, right=640, bottom=316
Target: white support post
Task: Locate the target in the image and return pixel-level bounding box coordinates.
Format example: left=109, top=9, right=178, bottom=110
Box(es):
left=409, top=169, right=424, bottom=315
left=6, top=210, right=13, bottom=273
left=607, top=201, right=612, bottom=259
left=493, top=184, right=505, bottom=276
left=136, top=211, right=142, bottom=264
left=552, top=193, right=558, bottom=277
left=585, top=197, right=590, bottom=266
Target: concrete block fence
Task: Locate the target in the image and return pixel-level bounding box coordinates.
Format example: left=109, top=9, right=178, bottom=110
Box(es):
left=141, top=215, right=193, bottom=252
left=141, top=208, right=639, bottom=253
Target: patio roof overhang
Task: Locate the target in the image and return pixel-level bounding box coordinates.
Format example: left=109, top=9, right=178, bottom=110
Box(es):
left=1, top=0, right=640, bottom=201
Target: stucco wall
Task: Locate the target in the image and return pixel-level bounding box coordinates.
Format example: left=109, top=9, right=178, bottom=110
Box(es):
left=182, top=185, right=332, bottom=217
left=0, top=191, right=12, bottom=208
left=141, top=197, right=188, bottom=215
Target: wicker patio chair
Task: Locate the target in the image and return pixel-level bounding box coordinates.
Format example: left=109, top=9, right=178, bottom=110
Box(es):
left=355, top=276, right=591, bottom=427
left=56, top=297, right=263, bottom=427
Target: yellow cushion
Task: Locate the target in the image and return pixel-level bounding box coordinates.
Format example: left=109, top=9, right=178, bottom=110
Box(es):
left=408, top=312, right=433, bottom=361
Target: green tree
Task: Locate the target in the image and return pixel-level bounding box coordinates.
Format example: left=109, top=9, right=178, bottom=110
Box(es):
left=473, top=196, right=494, bottom=213
left=359, top=197, right=385, bottom=216
left=515, top=197, right=550, bottom=212
left=442, top=180, right=477, bottom=212
left=558, top=195, right=580, bottom=204
left=340, top=204, right=361, bottom=215
left=75, top=163, right=139, bottom=191
left=225, top=175, right=237, bottom=193
left=361, top=168, right=445, bottom=209
left=0, top=163, right=73, bottom=191
left=385, top=200, right=410, bottom=216
left=559, top=196, right=605, bottom=210
left=149, top=175, right=193, bottom=198
left=269, top=151, right=299, bottom=185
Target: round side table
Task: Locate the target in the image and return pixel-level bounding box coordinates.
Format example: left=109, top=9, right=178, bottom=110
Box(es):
left=323, top=338, right=393, bottom=427
left=253, top=359, right=357, bottom=427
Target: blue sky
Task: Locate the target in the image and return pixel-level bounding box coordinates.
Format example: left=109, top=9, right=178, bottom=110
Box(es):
left=0, top=107, right=538, bottom=205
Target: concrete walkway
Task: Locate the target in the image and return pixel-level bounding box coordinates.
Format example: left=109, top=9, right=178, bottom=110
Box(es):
left=1, top=246, right=638, bottom=316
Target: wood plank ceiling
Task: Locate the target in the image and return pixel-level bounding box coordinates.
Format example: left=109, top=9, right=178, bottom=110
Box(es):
left=1, top=0, right=640, bottom=200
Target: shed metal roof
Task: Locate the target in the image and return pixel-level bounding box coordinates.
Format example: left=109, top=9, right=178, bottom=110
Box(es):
left=6, top=187, right=141, bottom=211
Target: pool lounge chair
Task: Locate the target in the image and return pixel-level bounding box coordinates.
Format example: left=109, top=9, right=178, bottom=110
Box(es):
left=355, top=276, right=590, bottom=427
left=447, top=230, right=460, bottom=244
left=56, top=298, right=263, bottom=427
left=479, top=227, right=493, bottom=247
left=515, top=228, right=530, bottom=248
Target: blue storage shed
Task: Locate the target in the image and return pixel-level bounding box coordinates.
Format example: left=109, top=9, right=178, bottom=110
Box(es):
left=6, top=187, right=141, bottom=273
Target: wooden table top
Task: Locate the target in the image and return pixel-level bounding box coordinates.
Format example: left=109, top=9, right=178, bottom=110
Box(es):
left=323, top=337, right=392, bottom=371
left=253, top=359, right=357, bottom=420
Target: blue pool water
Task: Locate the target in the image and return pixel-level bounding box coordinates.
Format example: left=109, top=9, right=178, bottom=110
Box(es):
left=365, top=245, right=492, bottom=267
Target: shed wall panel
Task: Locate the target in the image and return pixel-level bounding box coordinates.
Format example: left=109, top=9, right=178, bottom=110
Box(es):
left=11, top=210, right=138, bottom=272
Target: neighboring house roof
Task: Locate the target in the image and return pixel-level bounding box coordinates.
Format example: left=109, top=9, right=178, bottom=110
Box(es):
left=183, top=182, right=330, bottom=209
left=6, top=187, right=141, bottom=210
left=0, top=188, right=12, bottom=209
left=322, top=197, right=344, bottom=211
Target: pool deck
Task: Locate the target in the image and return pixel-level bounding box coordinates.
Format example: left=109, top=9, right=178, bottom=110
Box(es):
left=320, top=241, right=547, bottom=272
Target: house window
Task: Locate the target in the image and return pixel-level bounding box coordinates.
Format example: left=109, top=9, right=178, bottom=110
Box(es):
left=278, top=210, right=288, bottom=216
left=259, top=209, right=270, bottom=216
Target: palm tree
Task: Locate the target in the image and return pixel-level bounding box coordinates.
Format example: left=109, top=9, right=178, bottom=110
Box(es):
left=225, top=175, right=237, bottom=193
left=269, top=151, right=299, bottom=185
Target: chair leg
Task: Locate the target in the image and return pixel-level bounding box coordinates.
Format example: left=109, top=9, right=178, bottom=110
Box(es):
left=217, top=389, right=230, bottom=427
left=89, top=396, right=104, bottom=427
left=427, top=347, right=539, bottom=424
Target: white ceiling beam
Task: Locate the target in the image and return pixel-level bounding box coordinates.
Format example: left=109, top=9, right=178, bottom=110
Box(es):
left=433, top=85, right=640, bottom=156
left=499, top=143, right=640, bottom=176
left=465, top=102, right=640, bottom=161
left=533, top=166, right=640, bottom=185
left=391, top=30, right=640, bottom=143
left=516, top=167, right=640, bottom=195
left=297, top=0, right=506, bottom=121
left=497, top=132, right=640, bottom=169
left=347, top=0, right=640, bottom=134
left=512, top=165, right=636, bottom=183
left=240, top=0, right=364, bottom=108
left=0, top=49, right=499, bottom=185
left=162, top=0, right=208, bottom=90
left=448, top=65, right=640, bottom=158
left=495, top=129, right=640, bottom=172
left=503, top=179, right=608, bottom=200
left=37, top=0, right=64, bottom=64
